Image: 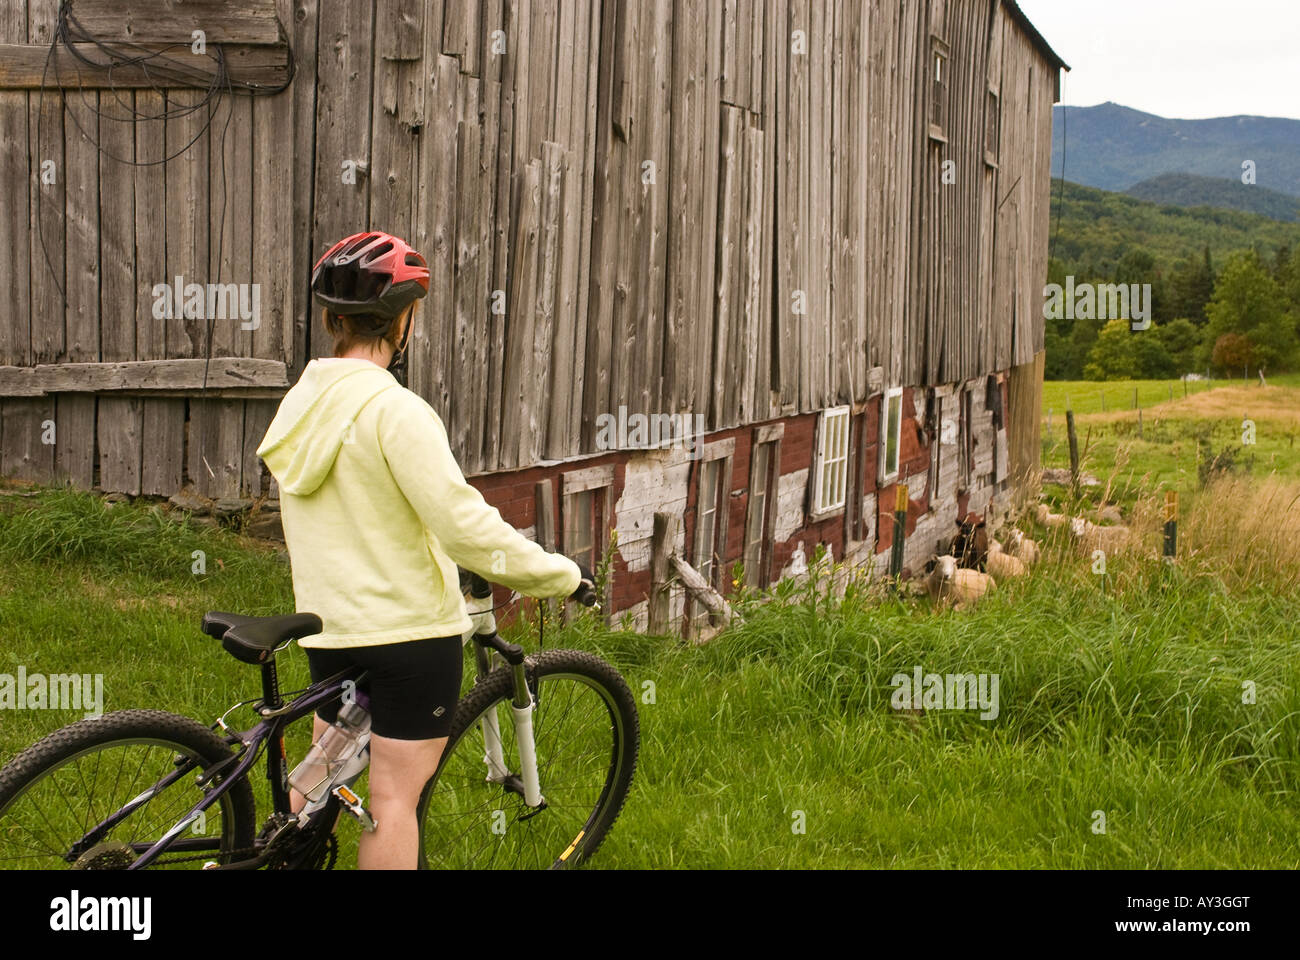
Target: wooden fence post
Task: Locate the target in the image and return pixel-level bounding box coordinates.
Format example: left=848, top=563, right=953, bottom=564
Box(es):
left=888, top=483, right=908, bottom=588
left=1066, top=410, right=1080, bottom=493
left=1163, top=491, right=1178, bottom=562
left=535, top=480, right=557, bottom=620
left=649, top=511, right=679, bottom=635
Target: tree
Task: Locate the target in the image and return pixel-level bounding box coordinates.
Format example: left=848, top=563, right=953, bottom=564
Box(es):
left=1167, top=246, right=1216, bottom=325
left=1211, top=333, right=1253, bottom=372
left=1083, top=319, right=1141, bottom=380
left=1200, top=250, right=1298, bottom=373
left=1155, top=318, right=1202, bottom=375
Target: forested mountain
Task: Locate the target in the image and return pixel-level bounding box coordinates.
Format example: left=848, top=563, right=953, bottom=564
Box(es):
left=1048, top=179, right=1298, bottom=279
left=1126, top=173, right=1300, bottom=222
left=1052, top=102, right=1300, bottom=199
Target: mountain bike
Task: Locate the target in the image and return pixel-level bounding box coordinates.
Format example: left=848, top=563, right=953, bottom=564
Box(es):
left=0, top=570, right=639, bottom=869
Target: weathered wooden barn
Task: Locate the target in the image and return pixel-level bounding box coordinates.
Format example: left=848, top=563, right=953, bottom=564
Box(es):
left=0, top=0, right=1064, bottom=635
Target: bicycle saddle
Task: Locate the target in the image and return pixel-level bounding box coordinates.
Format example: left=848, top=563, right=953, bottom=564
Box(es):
left=201, top=612, right=323, bottom=665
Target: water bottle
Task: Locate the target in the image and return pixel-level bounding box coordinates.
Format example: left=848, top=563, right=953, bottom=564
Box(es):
left=288, top=700, right=371, bottom=803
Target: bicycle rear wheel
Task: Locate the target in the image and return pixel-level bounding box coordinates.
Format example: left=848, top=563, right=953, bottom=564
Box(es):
left=417, top=649, right=638, bottom=869
left=0, top=709, right=257, bottom=869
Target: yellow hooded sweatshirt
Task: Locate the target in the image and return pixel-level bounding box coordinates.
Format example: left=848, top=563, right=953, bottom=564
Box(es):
left=257, top=358, right=580, bottom=648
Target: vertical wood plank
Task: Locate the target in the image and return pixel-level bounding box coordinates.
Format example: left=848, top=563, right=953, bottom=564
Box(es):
left=208, top=96, right=254, bottom=359
left=97, top=397, right=143, bottom=495
left=251, top=1, right=297, bottom=365
left=412, top=55, right=460, bottom=414
left=289, top=0, right=320, bottom=375
left=0, top=0, right=31, bottom=370
left=1, top=398, right=56, bottom=484
left=64, top=90, right=100, bottom=363
left=140, top=399, right=186, bottom=496
left=25, top=0, right=59, bottom=365
left=500, top=159, right=540, bottom=470
left=449, top=86, right=483, bottom=470
left=134, top=90, right=167, bottom=361
left=54, top=394, right=95, bottom=489
left=187, top=398, right=244, bottom=499
left=99, top=91, right=135, bottom=363
left=311, top=0, right=375, bottom=359
left=539, top=142, right=568, bottom=462
left=164, top=90, right=210, bottom=358
left=241, top=399, right=277, bottom=498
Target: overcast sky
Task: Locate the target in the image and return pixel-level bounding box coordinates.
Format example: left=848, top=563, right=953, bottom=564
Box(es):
left=1015, top=0, right=1299, bottom=120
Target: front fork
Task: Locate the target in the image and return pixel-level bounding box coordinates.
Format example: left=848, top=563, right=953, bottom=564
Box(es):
left=466, top=598, right=545, bottom=808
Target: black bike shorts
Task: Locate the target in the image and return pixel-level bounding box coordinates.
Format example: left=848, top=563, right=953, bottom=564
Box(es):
left=304, top=635, right=463, bottom=741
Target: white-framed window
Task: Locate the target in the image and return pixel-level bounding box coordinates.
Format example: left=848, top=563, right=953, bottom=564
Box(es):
left=879, top=387, right=904, bottom=484
left=811, top=406, right=851, bottom=517
left=562, top=464, right=614, bottom=577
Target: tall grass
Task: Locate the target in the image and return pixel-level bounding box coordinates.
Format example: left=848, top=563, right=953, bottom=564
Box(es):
left=1, top=485, right=1297, bottom=867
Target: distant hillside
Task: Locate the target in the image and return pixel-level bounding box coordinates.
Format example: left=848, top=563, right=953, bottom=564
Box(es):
left=1052, top=102, right=1300, bottom=199
left=1049, top=179, right=1300, bottom=277
left=1125, top=173, right=1300, bottom=223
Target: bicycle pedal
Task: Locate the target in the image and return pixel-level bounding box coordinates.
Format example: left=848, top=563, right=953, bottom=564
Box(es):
left=332, top=785, right=378, bottom=833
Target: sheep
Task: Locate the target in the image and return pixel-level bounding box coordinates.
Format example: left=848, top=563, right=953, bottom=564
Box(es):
left=925, top=554, right=996, bottom=610
left=986, top=540, right=1028, bottom=580
left=1004, top=528, right=1041, bottom=565
left=1096, top=503, right=1125, bottom=526
left=1070, top=517, right=1131, bottom=552
left=1035, top=504, right=1069, bottom=528
left=949, top=513, right=990, bottom=571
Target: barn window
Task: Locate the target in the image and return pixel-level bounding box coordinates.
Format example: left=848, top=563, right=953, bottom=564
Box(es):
left=562, top=464, right=614, bottom=579
left=744, top=424, right=783, bottom=587
left=985, top=86, right=1001, bottom=166
left=846, top=410, right=873, bottom=543
left=959, top=384, right=975, bottom=490
left=879, top=388, right=904, bottom=485
left=693, top=439, right=735, bottom=590
left=930, top=37, right=950, bottom=142
left=811, top=406, right=851, bottom=517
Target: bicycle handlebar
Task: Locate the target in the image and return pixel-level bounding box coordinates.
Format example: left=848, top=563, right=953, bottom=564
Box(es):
left=460, top=567, right=598, bottom=608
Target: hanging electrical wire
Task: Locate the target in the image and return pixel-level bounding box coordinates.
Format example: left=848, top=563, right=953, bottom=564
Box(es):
left=35, top=0, right=296, bottom=490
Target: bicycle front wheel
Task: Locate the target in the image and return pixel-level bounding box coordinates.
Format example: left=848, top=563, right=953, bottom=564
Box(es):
left=418, top=649, right=639, bottom=869
left=0, top=709, right=257, bottom=869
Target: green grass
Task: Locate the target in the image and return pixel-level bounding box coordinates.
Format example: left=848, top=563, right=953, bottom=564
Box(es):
left=1044, top=374, right=1300, bottom=418
left=2, top=486, right=1297, bottom=868
left=1040, top=377, right=1300, bottom=511
left=1043, top=378, right=1219, bottom=418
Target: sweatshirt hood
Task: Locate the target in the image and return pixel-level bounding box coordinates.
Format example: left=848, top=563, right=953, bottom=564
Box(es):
left=257, top=359, right=400, bottom=496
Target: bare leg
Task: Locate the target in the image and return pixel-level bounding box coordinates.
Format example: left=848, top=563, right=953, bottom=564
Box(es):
left=357, top=733, right=447, bottom=870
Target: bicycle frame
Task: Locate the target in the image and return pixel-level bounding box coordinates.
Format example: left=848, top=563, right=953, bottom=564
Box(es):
left=109, top=660, right=365, bottom=870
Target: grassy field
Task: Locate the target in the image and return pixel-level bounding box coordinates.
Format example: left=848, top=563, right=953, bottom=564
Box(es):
left=2, top=483, right=1297, bottom=868
left=1041, top=376, right=1300, bottom=509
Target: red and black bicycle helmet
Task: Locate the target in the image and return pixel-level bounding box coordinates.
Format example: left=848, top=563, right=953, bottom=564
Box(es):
left=311, top=231, right=429, bottom=331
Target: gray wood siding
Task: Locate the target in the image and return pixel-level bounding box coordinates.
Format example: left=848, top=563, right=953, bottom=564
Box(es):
left=0, top=0, right=1062, bottom=496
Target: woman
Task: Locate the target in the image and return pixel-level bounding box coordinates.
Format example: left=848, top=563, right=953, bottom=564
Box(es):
left=258, top=231, right=590, bottom=869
